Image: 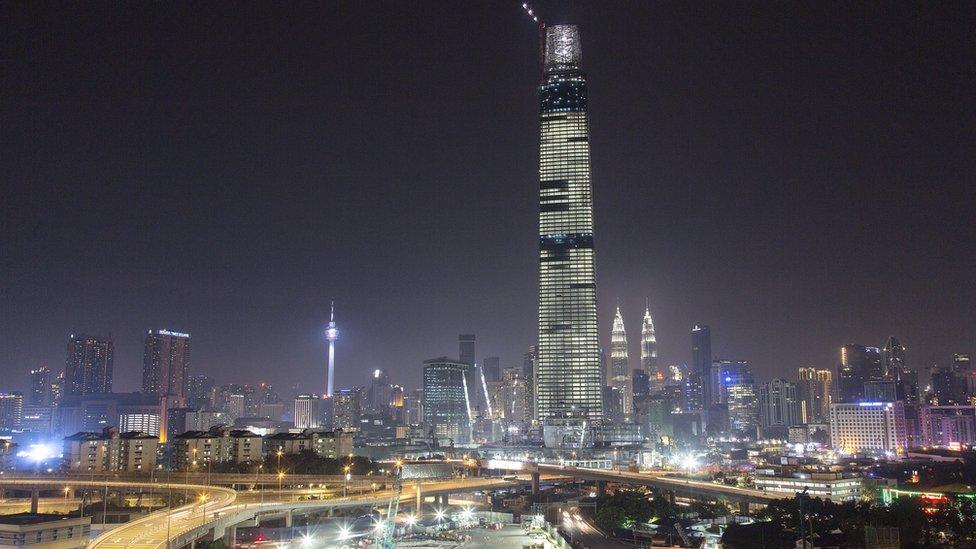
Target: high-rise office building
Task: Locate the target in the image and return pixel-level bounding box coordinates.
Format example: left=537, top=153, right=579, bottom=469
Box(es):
left=294, top=395, right=322, bottom=429
left=366, top=369, right=392, bottom=415
left=187, top=374, right=216, bottom=409
left=332, top=388, right=361, bottom=430
left=882, top=337, right=918, bottom=402
left=65, top=334, right=114, bottom=395
left=143, top=329, right=191, bottom=443
left=458, top=334, right=483, bottom=412
left=952, top=353, right=971, bottom=374
left=423, top=358, right=470, bottom=444
left=50, top=371, right=64, bottom=406
left=690, top=326, right=711, bottom=410
left=482, top=356, right=501, bottom=383
left=837, top=344, right=883, bottom=403
left=882, top=337, right=906, bottom=379
left=609, top=307, right=631, bottom=414
left=459, top=334, right=476, bottom=368
left=404, top=389, right=424, bottom=426
left=534, top=25, right=602, bottom=424
left=29, top=367, right=52, bottom=406
left=142, top=329, right=191, bottom=402
left=717, top=362, right=758, bottom=436
left=0, top=393, right=24, bottom=431
left=640, top=303, right=660, bottom=389
left=522, top=346, right=537, bottom=422
left=797, top=367, right=832, bottom=423
left=759, top=379, right=801, bottom=433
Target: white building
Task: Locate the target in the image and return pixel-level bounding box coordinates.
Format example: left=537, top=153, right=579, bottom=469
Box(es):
left=63, top=427, right=158, bottom=472
left=293, top=395, right=322, bottom=429
left=119, top=413, right=160, bottom=436
left=753, top=472, right=863, bottom=502
left=829, top=402, right=906, bottom=454
left=0, top=513, right=91, bottom=549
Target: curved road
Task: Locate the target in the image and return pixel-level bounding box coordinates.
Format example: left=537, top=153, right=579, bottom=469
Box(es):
left=82, top=477, right=520, bottom=549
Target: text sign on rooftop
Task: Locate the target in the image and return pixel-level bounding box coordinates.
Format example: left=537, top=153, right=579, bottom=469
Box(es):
left=157, top=329, right=190, bottom=338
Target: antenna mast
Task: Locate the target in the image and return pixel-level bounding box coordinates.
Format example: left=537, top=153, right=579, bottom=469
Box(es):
left=521, top=3, right=546, bottom=78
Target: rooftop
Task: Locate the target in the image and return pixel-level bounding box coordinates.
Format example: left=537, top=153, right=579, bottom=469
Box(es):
left=0, top=513, right=83, bottom=526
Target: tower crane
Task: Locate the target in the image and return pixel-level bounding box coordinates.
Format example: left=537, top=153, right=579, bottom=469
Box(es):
left=380, top=462, right=404, bottom=549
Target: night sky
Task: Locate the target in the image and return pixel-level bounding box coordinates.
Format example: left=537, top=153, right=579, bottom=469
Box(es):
left=3, top=2, right=974, bottom=395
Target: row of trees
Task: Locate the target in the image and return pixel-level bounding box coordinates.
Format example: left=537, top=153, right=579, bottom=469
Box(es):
left=592, top=487, right=976, bottom=547
left=211, top=451, right=378, bottom=475
left=592, top=489, right=731, bottom=532
left=722, top=494, right=976, bottom=548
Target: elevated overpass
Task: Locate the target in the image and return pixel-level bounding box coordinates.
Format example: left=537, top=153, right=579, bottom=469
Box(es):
left=0, top=475, right=523, bottom=549
left=521, top=464, right=779, bottom=511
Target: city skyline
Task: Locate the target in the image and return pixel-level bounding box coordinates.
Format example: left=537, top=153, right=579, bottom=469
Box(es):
left=3, top=2, right=973, bottom=395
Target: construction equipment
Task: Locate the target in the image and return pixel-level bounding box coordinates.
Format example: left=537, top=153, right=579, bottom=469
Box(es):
left=380, top=464, right=404, bottom=549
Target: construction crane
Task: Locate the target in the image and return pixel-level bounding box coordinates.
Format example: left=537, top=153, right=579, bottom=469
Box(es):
left=380, top=462, right=404, bottom=549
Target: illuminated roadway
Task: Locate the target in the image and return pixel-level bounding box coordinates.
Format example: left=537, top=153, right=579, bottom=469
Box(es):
left=73, top=476, right=526, bottom=549
left=534, top=464, right=779, bottom=505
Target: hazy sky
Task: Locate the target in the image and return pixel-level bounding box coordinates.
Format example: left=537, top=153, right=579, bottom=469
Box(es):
left=3, top=2, right=974, bottom=396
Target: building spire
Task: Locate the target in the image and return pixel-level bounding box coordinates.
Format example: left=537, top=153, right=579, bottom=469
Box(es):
left=641, top=299, right=659, bottom=383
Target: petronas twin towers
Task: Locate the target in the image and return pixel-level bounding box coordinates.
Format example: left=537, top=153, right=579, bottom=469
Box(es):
left=533, top=24, right=660, bottom=425
left=610, top=305, right=660, bottom=412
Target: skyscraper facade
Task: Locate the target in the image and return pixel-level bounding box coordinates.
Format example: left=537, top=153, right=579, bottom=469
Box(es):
left=65, top=334, right=114, bottom=395
left=837, top=344, right=883, bottom=403
left=717, top=361, right=758, bottom=436
left=29, top=367, right=52, bottom=406
left=142, top=329, right=191, bottom=403
left=690, top=326, right=711, bottom=411
left=482, top=356, right=501, bottom=383
left=534, top=25, right=602, bottom=423
left=458, top=334, right=476, bottom=368
left=294, top=394, right=322, bottom=429
left=366, top=369, right=392, bottom=415
left=640, top=304, right=660, bottom=389
left=0, top=393, right=24, bottom=431
left=759, top=379, right=801, bottom=433
left=797, top=367, right=832, bottom=423
left=423, top=358, right=470, bottom=444
left=609, top=307, right=631, bottom=414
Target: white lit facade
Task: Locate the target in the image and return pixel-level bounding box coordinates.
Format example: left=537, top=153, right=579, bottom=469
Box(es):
left=829, top=402, right=906, bottom=454
left=640, top=304, right=661, bottom=389
left=535, top=24, right=602, bottom=423
left=609, top=307, right=630, bottom=413
left=294, top=394, right=322, bottom=429
left=753, top=473, right=863, bottom=502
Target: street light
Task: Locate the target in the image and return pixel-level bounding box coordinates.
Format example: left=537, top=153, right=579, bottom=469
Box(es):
left=278, top=471, right=284, bottom=492
left=343, top=465, right=351, bottom=497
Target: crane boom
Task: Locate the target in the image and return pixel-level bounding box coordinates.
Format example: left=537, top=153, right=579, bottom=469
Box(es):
left=381, top=466, right=403, bottom=549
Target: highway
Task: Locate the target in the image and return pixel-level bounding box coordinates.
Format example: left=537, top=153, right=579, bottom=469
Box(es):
left=535, top=464, right=778, bottom=504
left=80, top=476, right=522, bottom=549
left=556, top=509, right=627, bottom=549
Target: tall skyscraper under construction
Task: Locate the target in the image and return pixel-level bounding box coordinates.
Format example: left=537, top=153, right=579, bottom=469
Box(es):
left=534, top=25, right=602, bottom=423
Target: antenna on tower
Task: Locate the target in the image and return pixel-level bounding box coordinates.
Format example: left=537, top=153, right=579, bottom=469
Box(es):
left=521, top=2, right=546, bottom=78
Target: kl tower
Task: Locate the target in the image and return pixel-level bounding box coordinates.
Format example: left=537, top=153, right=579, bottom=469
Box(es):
left=325, top=300, right=338, bottom=397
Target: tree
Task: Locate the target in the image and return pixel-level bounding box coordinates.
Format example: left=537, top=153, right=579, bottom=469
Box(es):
left=595, top=506, right=628, bottom=531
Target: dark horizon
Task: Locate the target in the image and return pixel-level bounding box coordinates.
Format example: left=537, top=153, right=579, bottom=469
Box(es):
left=3, top=2, right=974, bottom=395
